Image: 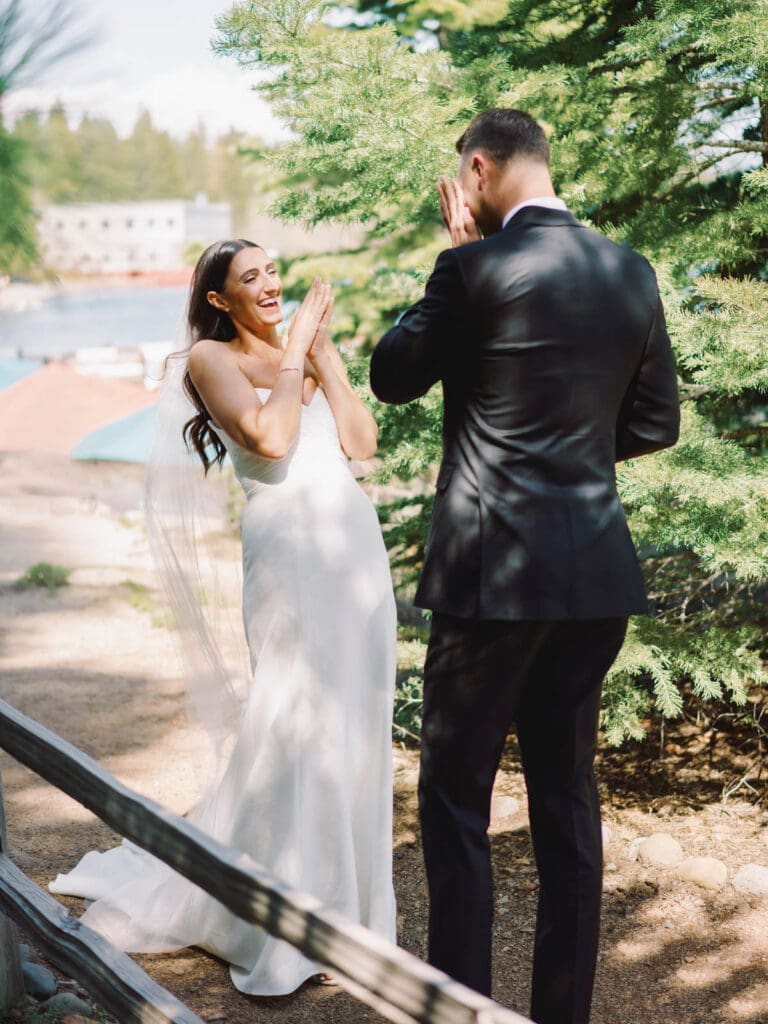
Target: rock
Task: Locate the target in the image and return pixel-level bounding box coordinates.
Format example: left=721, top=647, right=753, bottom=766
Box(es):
left=601, top=824, right=613, bottom=845
left=40, top=993, right=94, bottom=1018
left=677, top=856, right=728, bottom=891
left=634, top=833, right=684, bottom=867
left=732, top=864, right=768, bottom=896
left=22, top=962, right=57, bottom=999
left=490, top=795, right=519, bottom=822
left=19, top=943, right=38, bottom=963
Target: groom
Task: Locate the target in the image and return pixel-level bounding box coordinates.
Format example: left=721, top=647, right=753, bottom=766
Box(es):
left=370, top=109, right=680, bottom=1024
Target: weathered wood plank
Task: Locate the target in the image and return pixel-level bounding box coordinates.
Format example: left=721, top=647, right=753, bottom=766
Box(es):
left=0, top=856, right=205, bottom=1024
left=0, top=765, right=24, bottom=1011
left=0, top=698, right=531, bottom=1024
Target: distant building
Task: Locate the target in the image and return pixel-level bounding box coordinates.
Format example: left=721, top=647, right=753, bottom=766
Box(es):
left=38, top=194, right=232, bottom=275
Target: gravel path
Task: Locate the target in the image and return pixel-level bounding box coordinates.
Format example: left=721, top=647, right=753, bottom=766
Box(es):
left=1, top=451, right=766, bottom=1024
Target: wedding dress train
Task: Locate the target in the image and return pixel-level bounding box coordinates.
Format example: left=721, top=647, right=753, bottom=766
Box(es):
left=50, top=387, right=398, bottom=995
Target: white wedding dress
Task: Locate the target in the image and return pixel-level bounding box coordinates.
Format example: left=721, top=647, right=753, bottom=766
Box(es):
left=50, top=387, right=398, bottom=995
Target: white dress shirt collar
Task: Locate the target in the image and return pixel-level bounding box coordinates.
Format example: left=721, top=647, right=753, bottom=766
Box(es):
left=502, top=196, right=568, bottom=229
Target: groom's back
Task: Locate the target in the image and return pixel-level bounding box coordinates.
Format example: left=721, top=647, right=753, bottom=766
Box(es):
left=457, top=208, right=657, bottom=453
left=415, top=205, right=678, bottom=620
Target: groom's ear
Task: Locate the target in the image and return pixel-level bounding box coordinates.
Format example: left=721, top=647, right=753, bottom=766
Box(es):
left=471, top=152, right=490, bottom=191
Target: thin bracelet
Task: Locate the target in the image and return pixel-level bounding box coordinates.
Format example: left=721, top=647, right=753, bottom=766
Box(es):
left=279, top=367, right=302, bottom=374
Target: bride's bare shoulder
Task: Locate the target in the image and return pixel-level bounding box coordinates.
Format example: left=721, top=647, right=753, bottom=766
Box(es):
left=188, top=339, right=238, bottom=377
left=189, top=337, right=234, bottom=362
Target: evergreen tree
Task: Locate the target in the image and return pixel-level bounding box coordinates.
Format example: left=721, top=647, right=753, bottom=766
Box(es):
left=123, top=109, right=184, bottom=199
left=0, top=122, right=36, bottom=273
left=0, top=0, right=91, bottom=272
left=216, top=0, right=768, bottom=742
left=76, top=115, right=127, bottom=200
left=32, top=102, right=85, bottom=201
left=209, top=129, right=268, bottom=232
left=179, top=122, right=211, bottom=199
left=12, top=105, right=264, bottom=233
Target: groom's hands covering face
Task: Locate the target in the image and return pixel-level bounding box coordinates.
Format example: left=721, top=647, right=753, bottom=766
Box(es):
left=437, top=176, right=481, bottom=247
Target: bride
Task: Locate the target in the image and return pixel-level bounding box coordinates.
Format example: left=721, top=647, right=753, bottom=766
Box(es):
left=50, top=239, right=398, bottom=995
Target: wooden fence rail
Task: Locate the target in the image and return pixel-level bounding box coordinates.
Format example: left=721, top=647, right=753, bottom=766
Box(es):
left=0, top=855, right=205, bottom=1024
left=0, top=698, right=531, bottom=1024
left=0, top=767, right=24, bottom=1011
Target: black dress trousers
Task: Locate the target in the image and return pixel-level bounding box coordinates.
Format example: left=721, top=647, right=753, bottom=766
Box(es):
left=418, top=613, right=628, bottom=1024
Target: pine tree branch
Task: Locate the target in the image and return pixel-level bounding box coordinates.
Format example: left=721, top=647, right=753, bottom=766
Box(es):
left=697, top=79, right=746, bottom=92
left=705, top=140, right=768, bottom=153
left=329, top=51, right=458, bottom=94
left=589, top=42, right=703, bottom=77
left=721, top=425, right=768, bottom=439
left=695, top=95, right=745, bottom=112
left=657, top=154, right=736, bottom=200
left=588, top=53, right=651, bottom=76
left=679, top=384, right=710, bottom=402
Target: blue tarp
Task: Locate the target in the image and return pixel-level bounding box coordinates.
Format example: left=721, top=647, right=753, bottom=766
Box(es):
left=0, top=356, right=43, bottom=391
left=72, top=404, right=158, bottom=463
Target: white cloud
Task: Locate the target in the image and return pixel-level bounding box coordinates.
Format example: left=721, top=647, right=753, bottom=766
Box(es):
left=2, top=0, right=292, bottom=143
left=4, top=63, right=289, bottom=143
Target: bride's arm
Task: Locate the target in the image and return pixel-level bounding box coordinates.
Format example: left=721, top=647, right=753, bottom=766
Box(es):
left=309, top=328, right=379, bottom=461
left=189, top=343, right=303, bottom=459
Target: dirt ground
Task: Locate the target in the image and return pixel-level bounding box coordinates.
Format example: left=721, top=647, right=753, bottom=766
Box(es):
left=1, top=451, right=767, bottom=1024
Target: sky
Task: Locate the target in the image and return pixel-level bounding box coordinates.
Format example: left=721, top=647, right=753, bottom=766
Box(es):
left=4, top=0, right=289, bottom=142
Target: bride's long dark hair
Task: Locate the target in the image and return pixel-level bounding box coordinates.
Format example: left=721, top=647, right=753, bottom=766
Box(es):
left=183, top=238, right=262, bottom=473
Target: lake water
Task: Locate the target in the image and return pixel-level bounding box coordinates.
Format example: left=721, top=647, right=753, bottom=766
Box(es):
left=0, top=284, right=190, bottom=359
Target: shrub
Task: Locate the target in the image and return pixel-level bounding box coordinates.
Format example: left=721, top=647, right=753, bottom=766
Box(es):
left=14, top=562, right=71, bottom=593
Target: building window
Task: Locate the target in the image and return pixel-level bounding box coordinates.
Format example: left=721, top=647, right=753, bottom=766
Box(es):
left=167, top=218, right=175, bottom=227
left=102, top=219, right=110, bottom=229
left=126, top=218, right=134, bottom=228
left=79, top=221, right=87, bottom=229
left=147, top=218, right=155, bottom=227
left=56, top=220, right=64, bottom=229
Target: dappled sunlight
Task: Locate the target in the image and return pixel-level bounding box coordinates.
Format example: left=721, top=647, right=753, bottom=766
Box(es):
left=612, top=937, right=663, bottom=962
left=728, top=984, right=768, bottom=1020
left=674, top=959, right=738, bottom=989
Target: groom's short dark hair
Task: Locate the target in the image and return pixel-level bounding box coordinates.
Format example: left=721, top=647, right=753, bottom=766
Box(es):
left=456, top=109, right=550, bottom=166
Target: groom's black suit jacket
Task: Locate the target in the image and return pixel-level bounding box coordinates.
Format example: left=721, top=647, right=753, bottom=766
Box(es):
left=370, top=206, right=680, bottom=620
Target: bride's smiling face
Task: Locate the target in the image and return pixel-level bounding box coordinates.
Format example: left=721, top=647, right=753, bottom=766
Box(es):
left=208, top=246, right=283, bottom=335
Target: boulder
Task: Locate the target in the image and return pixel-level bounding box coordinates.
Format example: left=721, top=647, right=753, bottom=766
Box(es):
left=732, top=864, right=768, bottom=897
left=677, top=856, right=727, bottom=891
left=634, top=833, right=684, bottom=867
left=490, top=795, right=519, bottom=823
left=39, top=993, right=94, bottom=1018
left=21, top=962, right=57, bottom=999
